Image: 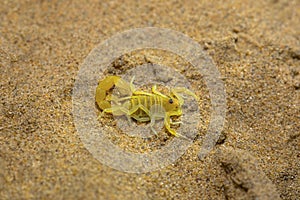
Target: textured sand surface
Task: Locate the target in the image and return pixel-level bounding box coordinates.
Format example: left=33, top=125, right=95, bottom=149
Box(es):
left=1, top=0, right=299, bottom=199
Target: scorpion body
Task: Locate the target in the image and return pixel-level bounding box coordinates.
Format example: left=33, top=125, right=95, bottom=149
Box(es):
left=95, top=75, right=197, bottom=137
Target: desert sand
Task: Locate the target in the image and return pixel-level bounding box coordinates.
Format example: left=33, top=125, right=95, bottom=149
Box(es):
left=1, top=0, right=299, bottom=199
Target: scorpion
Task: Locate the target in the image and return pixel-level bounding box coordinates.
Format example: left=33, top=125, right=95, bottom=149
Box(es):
left=95, top=75, right=198, bottom=137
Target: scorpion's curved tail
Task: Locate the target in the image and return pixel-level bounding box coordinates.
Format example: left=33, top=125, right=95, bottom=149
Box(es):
left=95, top=75, right=134, bottom=110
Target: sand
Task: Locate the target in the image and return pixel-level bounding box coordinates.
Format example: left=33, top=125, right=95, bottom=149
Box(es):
left=0, top=0, right=299, bottom=199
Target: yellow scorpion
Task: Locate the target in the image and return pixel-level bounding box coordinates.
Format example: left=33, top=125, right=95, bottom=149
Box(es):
left=95, top=75, right=198, bottom=137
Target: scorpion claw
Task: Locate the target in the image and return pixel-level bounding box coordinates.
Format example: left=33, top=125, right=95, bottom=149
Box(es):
left=170, top=121, right=183, bottom=125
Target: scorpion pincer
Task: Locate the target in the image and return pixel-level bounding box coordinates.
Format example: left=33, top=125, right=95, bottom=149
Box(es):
left=95, top=75, right=198, bottom=138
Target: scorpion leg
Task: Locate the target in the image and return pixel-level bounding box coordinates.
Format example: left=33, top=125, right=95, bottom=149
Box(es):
left=164, top=113, right=178, bottom=136
left=132, top=85, right=168, bottom=97
left=129, top=104, right=165, bottom=135
left=99, top=105, right=132, bottom=122
left=171, top=87, right=199, bottom=105
left=128, top=104, right=150, bottom=116
left=132, top=116, right=150, bottom=122
left=116, top=103, right=151, bottom=125
left=169, top=110, right=183, bottom=125
left=151, top=85, right=168, bottom=98
left=150, top=117, right=158, bottom=135
left=129, top=76, right=136, bottom=92
left=170, top=120, right=183, bottom=125
left=149, top=112, right=165, bottom=135
left=164, top=112, right=188, bottom=139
